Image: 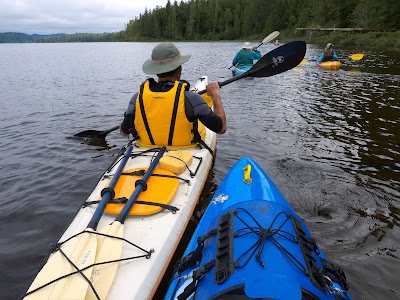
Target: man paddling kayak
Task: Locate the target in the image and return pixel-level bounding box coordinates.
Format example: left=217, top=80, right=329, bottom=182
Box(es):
left=232, top=42, right=262, bottom=66
left=316, top=43, right=339, bottom=62
left=120, top=42, right=227, bottom=147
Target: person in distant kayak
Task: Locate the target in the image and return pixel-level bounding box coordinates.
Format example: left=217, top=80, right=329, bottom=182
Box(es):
left=316, top=43, right=339, bottom=62
left=120, top=42, right=227, bottom=147
left=232, top=42, right=261, bottom=66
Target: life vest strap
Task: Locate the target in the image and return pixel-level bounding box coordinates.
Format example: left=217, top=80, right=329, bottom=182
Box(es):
left=138, top=82, right=155, bottom=145
left=168, top=82, right=184, bottom=145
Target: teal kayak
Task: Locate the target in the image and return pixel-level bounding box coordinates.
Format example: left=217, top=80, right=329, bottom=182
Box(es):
left=165, top=157, right=352, bottom=300
left=232, top=64, right=252, bottom=76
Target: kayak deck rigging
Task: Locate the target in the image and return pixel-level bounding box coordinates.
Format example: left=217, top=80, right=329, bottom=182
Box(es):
left=170, top=201, right=350, bottom=300
left=24, top=213, right=155, bottom=300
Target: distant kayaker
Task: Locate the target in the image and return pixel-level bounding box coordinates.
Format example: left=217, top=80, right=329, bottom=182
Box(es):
left=316, top=43, right=339, bottom=62
left=232, top=42, right=261, bottom=66
left=120, top=42, right=227, bottom=147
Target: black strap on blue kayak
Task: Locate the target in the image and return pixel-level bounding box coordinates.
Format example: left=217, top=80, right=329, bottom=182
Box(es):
left=168, top=229, right=217, bottom=300
left=321, top=259, right=349, bottom=293
left=290, top=214, right=326, bottom=293
left=172, top=229, right=217, bottom=275
left=177, top=260, right=215, bottom=300
left=214, top=211, right=235, bottom=284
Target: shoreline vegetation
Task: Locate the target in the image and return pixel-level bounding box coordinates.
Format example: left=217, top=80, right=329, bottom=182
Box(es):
left=1, top=30, right=398, bottom=52
left=1, top=0, right=399, bottom=51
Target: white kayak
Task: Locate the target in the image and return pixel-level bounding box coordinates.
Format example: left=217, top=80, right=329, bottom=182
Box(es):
left=24, top=76, right=216, bottom=300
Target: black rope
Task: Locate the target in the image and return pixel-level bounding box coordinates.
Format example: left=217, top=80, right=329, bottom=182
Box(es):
left=116, top=170, right=191, bottom=185
left=24, top=229, right=154, bottom=299
left=102, top=147, right=162, bottom=180
left=233, top=209, right=307, bottom=273
left=83, top=198, right=179, bottom=213
left=164, top=154, right=194, bottom=177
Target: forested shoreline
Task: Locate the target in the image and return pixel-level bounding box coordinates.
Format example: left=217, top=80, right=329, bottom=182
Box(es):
left=1, top=0, right=399, bottom=49
left=123, top=0, right=399, bottom=40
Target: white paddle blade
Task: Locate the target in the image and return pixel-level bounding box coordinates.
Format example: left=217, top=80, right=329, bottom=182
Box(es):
left=262, top=31, right=280, bottom=44
left=85, top=221, right=123, bottom=300
left=25, top=230, right=97, bottom=300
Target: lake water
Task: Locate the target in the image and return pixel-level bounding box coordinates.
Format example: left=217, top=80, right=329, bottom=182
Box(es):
left=0, top=42, right=399, bottom=300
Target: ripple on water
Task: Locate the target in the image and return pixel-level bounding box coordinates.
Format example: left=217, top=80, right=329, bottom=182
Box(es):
left=0, top=43, right=399, bottom=300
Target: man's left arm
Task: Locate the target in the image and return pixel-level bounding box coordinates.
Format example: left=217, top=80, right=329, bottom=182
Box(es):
left=120, top=93, right=138, bottom=136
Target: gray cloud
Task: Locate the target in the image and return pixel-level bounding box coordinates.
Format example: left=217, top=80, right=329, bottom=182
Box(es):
left=0, top=0, right=169, bottom=34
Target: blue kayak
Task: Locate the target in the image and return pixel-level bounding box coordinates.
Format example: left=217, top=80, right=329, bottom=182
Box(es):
left=165, top=157, right=352, bottom=300
left=232, top=64, right=252, bottom=76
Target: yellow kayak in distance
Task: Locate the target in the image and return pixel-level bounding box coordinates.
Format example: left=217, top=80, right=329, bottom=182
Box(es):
left=316, top=61, right=341, bottom=70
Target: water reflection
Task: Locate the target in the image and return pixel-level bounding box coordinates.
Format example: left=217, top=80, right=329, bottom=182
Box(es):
left=0, top=42, right=399, bottom=300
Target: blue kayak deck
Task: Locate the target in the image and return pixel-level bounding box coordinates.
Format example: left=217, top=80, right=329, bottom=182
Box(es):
left=165, top=157, right=351, bottom=300
left=232, top=64, right=252, bottom=76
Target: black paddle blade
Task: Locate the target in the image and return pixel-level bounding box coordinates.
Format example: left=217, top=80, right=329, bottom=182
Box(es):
left=248, top=41, right=306, bottom=78
left=73, top=125, right=119, bottom=139
left=211, top=41, right=306, bottom=92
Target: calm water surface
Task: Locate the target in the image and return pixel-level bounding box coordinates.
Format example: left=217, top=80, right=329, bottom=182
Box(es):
left=0, top=42, right=399, bottom=300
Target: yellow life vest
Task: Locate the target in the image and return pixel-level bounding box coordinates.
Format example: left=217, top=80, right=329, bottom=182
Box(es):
left=134, top=80, right=197, bottom=147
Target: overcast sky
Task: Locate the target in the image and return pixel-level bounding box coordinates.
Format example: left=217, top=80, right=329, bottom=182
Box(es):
left=0, top=0, right=171, bottom=34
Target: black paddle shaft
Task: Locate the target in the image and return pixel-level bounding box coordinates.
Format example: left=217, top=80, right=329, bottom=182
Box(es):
left=199, top=41, right=306, bottom=95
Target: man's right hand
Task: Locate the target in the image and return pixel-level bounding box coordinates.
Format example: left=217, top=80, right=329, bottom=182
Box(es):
left=206, top=81, right=226, bottom=134
left=206, top=82, right=221, bottom=100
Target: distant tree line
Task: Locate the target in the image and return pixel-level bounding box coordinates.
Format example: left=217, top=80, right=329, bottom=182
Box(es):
left=0, top=32, right=65, bottom=43
left=1, top=0, right=398, bottom=44
left=0, top=32, right=121, bottom=43
left=122, top=0, right=400, bottom=41
left=35, top=32, right=122, bottom=43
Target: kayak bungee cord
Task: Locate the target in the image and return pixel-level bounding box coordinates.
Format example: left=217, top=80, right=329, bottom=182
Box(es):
left=24, top=146, right=134, bottom=299
left=24, top=231, right=154, bottom=300
left=24, top=147, right=167, bottom=300
left=171, top=207, right=350, bottom=300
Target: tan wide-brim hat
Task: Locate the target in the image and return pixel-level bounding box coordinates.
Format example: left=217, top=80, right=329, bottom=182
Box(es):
left=142, top=42, right=191, bottom=75
left=242, top=42, right=252, bottom=49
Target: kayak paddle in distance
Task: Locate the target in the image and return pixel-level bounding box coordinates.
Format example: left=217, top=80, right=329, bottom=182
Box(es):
left=254, top=31, right=280, bottom=50
left=85, top=147, right=166, bottom=300
left=74, top=125, right=119, bottom=139
left=228, top=31, right=280, bottom=70
left=24, top=145, right=134, bottom=300
left=203, top=40, right=306, bottom=94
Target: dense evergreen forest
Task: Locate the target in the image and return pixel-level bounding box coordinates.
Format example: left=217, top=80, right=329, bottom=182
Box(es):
left=122, top=0, right=399, bottom=41
left=1, top=0, right=399, bottom=47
